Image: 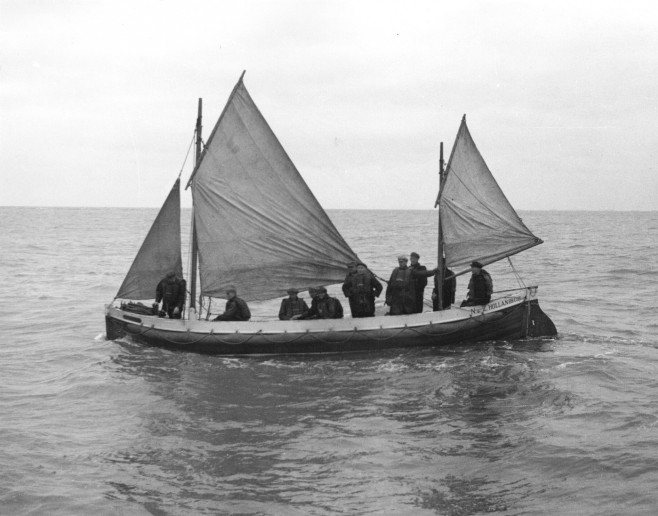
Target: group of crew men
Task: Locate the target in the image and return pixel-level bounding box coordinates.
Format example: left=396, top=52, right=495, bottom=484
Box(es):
left=154, top=253, right=493, bottom=322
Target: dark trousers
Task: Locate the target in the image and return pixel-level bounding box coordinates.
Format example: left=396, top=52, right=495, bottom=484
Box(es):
left=415, top=289, right=425, bottom=313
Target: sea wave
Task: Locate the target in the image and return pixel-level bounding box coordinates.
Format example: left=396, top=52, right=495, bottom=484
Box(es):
left=2, top=208, right=658, bottom=515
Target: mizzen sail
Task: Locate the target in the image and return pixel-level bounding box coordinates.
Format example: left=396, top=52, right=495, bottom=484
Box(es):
left=115, top=179, right=182, bottom=300
left=438, top=117, right=542, bottom=272
left=189, top=76, right=359, bottom=302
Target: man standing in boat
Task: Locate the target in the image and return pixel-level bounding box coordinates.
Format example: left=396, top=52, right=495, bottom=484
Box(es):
left=155, top=271, right=186, bottom=319
left=342, top=261, right=358, bottom=315
left=278, top=288, right=309, bottom=320
left=213, top=286, right=251, bottom=321
left=461, top=261, right=493, bottom=307
left=385, top=256, right=416, bottom=315
left=409, top=252, right=436, bottom=313
left=432, top=265, right=456, bottom=310
left=342, top=262, right=383, bottom=317
left=300, top=287, right=343, bottom=319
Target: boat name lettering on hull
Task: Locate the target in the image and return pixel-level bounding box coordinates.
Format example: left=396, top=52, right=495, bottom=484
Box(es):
left=471, top=295, right=523, bottom=315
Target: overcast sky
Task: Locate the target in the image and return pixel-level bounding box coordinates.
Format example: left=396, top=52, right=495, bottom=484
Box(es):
left=2, top=0, right=657, bottom=210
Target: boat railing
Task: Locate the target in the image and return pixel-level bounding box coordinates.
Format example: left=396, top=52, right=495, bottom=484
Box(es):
left=492, top=286, right=538, bottom=295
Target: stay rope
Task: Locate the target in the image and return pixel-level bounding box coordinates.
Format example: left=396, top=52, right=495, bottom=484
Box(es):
left=177, top=131, right=196, bottom=179
left=507, top=256, right=527, bottom=289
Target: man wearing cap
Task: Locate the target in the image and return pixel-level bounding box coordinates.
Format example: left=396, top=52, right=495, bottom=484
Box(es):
left=342, top=262, right=357, bottom=290
left=155, top=270, right=186, bottom=319
left=300, top=287, right=319, bottom=318
left=213, top=286, right=251, bottom=321
left=299, top=287, right=343, bottom=319
left=278, top=288, right=309, bottom=320
left=307, top=287, right=319, bottom=303
left=461, top=261, right=493, bottom=307
left=342, top=262, right=383, bottom=317
left=385, top=256, right=416, bottom=315
left=409, top=252, right=437, bottom=313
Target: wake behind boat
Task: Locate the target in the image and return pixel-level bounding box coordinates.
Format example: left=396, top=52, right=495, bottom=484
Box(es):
left=105, top=72, right=556, bottom=354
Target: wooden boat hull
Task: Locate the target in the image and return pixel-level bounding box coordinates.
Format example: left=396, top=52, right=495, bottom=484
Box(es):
left=105, top=288, right=556, bottom=355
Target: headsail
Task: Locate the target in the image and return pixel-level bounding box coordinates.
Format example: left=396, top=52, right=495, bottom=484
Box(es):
left=189, top=75, right=359, bottom=302
left=438, top=117, right=542, bottom=272
left=115, top=179, right=182, bottom=300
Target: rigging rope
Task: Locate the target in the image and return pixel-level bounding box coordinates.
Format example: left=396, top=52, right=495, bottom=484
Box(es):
left=507, top=256, right=527, bottom=289
left=205, top=297, right=213, bottom=321
left=178, top=131, right=196, bottom=178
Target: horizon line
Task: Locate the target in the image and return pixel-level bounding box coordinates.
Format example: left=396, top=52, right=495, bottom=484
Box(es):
left=1, top=205, right=657, bottom=213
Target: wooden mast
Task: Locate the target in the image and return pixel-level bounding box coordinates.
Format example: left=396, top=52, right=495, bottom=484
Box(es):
left=189, top=98, right=202, bottom=314
left=436, top=142, right=445, bottom=311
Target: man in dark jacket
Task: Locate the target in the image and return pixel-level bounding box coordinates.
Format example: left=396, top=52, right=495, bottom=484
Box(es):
left=385, top=256, right=416, bottom=315
left=155, top=271, right=186, bottom=319
left=432, top=266, right=456, bottom=310
left=213, top=286, right=251, bottom=321
left=342, top=262, right=383, bottom=317
left=461, top=261, right=493, bottom=307
left=409, top=252, right=436, bottom=313
left=300, top=287, right=343, bottom=319
left=341, top=261, right=358, bottom=315
left=278, top=288, right=309, bottom=320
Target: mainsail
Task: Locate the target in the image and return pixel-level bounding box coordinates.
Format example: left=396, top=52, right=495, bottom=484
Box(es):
left=189, top=75, right=359, bottom=302
left=438, top=117, right=542, bottom=272
left=115, top=179, right=182, bottom=300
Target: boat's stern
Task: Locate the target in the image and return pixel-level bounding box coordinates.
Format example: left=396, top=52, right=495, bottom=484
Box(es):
left=524, top=299, right=558, bottom=337
left=105, top=304, right=127, bottom=340
left=476, top=287, right=556, bottom=339
left=520, top=287, right=557, bottom=337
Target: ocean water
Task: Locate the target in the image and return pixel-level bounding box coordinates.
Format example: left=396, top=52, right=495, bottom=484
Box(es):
left=1, top=207, right=657, bottom=515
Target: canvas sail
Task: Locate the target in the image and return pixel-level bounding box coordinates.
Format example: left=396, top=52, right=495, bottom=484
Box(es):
left=115, top=179, right=182, bottom=300
left=438, top=117, right=542, bottom=272
left=189, top=76, right=359, bottom=302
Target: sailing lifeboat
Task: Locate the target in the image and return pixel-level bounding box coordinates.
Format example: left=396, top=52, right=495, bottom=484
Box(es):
left=105, top=72, right=557, bottom=355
